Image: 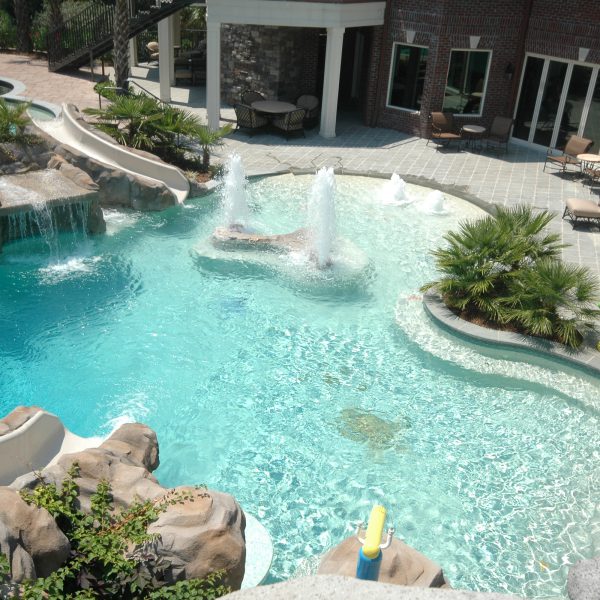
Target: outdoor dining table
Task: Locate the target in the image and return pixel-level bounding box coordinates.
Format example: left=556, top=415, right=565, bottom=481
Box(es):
left=461, top=124, right=486, bottom=151
left=577, top=153, right=600, bottom=184
left=251, top=100, right=297, bottom=115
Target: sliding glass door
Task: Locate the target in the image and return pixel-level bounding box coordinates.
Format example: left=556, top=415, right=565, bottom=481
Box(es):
left=513, top=55, right=599, bottom=150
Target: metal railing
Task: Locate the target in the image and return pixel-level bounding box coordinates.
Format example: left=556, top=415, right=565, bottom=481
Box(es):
left=47, top=0, right=195, bottom=72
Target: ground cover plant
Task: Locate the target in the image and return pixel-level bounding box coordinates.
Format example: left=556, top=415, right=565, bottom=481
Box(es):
left=86, top=85, right=231, bottom=176
left=421, top=205, right=600, bottom=348
left=0, top=464, right=230, bottom=599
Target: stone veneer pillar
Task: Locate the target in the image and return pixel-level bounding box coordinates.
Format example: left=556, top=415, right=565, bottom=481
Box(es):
left=320, top=27, right=345, bottom=138
left=207, top=20, right=222, bottom=131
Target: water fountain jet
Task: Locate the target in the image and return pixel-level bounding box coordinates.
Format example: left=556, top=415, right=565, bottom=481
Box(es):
left=222, top=154, right=250, bottom=230
left=308, top=167, right=336, bottom=269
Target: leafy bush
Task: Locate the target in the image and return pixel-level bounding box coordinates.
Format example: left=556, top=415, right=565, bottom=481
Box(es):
left=0, top=8, right=16, bottom=49
left=84, top=90, right=232, bottom=172
left=0, top=98, right=33, bottom=143
left=421, top=205, right=600, bottom=348
left=0, top=464, right=231, bottom=599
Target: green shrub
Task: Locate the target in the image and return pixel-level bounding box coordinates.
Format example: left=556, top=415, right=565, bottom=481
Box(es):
left=421, top=205, right=600, bottom=348
left=0, top=463, right=231, bottom=599
left=0, top=8, right=16, bottom=49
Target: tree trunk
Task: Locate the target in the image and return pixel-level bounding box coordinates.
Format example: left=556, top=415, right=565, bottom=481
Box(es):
left=113, top=0, right=130, bottom=91
left=13, top=0, right=32, bottom=53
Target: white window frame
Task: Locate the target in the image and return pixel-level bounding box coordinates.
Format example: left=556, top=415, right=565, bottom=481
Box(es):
left=443, top=48, right=492, bottom=117
left=386, top=42, right=429, bottom=113
left=512, top=52, right=600, bottom=149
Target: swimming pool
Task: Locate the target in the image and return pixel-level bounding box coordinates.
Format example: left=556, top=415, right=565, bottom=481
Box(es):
left=0, top=174, right=598, bottom=597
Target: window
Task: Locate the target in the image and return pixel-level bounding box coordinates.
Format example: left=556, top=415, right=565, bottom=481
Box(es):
left=443, top=50, right=491, bottom=115
left=387, top=44, right=428, bottom=111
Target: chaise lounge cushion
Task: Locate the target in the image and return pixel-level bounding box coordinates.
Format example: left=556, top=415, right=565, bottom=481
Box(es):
left=565, top=197, right=600, bottom=219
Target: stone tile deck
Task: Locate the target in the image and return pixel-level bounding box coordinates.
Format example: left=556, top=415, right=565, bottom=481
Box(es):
left=2, top=52, right=599, bottom=274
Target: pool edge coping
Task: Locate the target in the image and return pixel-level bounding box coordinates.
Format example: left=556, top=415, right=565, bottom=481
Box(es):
left=422, top=290, right=600, bottom=376
left=0, top=75, right=61, bottom=117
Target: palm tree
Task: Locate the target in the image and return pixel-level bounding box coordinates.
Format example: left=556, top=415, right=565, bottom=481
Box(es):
left=0, top=98, right=31, bottom=143
left=13, top=0, right=32, bottom=53
left=506, top=259, right=600, bottom=348
left=191, top=123, right=233, bottom=172
left=113, top=0, right=130, bottom=91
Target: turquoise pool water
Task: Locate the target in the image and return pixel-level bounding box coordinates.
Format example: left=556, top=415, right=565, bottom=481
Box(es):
left=4, top=97, right=56, bottom=120
left=0, top=175, right=598, bottom=598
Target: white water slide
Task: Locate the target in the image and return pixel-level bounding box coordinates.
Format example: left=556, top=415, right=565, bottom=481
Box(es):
left=35, top=103, right=190, bottom=204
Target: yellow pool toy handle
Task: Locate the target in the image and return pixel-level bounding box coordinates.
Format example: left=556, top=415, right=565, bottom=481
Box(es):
left=362, top=505, right=386, bottom=559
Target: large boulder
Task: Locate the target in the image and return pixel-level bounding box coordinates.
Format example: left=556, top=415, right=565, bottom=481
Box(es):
left=568, top=557, right=600, bottom=600
left=318, top=537, right=449, bottom=588
left=149, top=487, right=246, bottom=590
left=8, top=422, right=246, bottom=590
left=0, top=488, right=70, bottom=581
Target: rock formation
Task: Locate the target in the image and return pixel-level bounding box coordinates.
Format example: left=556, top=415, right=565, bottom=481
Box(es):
left=2, top=416, right=246, bottom=590
left=318, top=536, right=450, bottom=588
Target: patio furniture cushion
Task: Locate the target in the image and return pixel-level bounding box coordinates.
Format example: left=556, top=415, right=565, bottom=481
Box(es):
left=563, top=197, right=600, bottom=226
left=486, top=116, right=513, bottom=153
left=544, top=135, right=593, bottom=173
left=146, top=41, right=159, bottom=62
left=428, top=112, right=462, bottom=148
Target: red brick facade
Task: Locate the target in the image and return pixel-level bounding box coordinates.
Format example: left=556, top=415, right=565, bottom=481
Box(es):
left=364, top=0, right=600, bottom=138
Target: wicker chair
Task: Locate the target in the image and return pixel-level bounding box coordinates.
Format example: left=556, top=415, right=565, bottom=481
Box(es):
left=428, top=112, right=462, bottom=149
left=296, top=94, right=320, bottom=128
left=241, top=90, right=266, bottom=105
left=486, top=116, right=513, bottom=154
left=272, top=108, right=306, bottom=139
left=234, top=104, right=268, bottom=136
left=544, top=135, right=593, bottom=173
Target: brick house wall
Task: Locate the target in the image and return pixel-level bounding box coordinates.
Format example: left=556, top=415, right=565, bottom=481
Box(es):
left=364, top=0, right=600, bottom=138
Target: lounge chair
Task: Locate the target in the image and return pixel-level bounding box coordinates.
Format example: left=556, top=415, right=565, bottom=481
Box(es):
left=428, top=112, right=462, bottom=149
left=486, top=116, right=513, bottom=154
left=234, top=103, right=268, bottom=136
left=544, top=135, right=593, bottom=173
left=296, top=94, right=320, bottom=128
left=562, top=197, right=600, bottom=227
left=241, top=90, right=266, bottom=105
left=272, top=108, right=306, bottom=139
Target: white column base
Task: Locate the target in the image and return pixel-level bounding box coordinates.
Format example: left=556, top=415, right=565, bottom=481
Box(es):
left=319, top=27, right=345, bottom=139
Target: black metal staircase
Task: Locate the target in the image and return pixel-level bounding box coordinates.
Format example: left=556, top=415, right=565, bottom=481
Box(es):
left=47, top=0, right=196, bottom=72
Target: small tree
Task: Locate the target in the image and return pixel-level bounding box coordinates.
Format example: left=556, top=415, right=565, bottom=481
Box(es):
left=192, top=123, right=233, bottom=172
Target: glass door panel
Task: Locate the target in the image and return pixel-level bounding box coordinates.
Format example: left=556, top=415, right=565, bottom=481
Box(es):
left=556, top=65, right=593, bottom=148
left=513, top=57, right=544, bottom=141
left=533, top=60, right=568, bottom=146
left=582, top=72, right=600, bottom=151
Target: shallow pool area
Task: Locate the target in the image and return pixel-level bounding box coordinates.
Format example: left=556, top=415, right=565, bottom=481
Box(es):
left=0, top=174, right=598, bottom=598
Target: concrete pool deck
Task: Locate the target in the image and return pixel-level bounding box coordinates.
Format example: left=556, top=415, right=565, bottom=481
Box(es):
left=1, top=52, right=599, bottom=277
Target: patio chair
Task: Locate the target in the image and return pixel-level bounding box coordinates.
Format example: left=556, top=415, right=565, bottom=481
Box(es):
left=272, top=108, right=306, bottom=139
left=563, top=197, right=600, bottom=228
left=241, top=90, right=266, bottom=105
left=146, top=41, right=159, bottom=62
left=543, top=135, right=593, bottom=173
left=428, top=112, right=462, bottom=149
left=486, top=116, right=513, bottom=153
left=296, top=94, right=320, bottom=128
left=234, top=103, right=268, bottom=136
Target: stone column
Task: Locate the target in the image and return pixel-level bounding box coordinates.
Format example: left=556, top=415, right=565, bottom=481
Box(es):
left=319, top=27, right=345, bottom=139
left=158, top=16, right=172, bottom=101
left=207, top=20, right=222, bottom=130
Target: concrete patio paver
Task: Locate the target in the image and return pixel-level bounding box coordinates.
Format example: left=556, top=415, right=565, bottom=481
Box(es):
left=1, top=52, right=599, bottom=275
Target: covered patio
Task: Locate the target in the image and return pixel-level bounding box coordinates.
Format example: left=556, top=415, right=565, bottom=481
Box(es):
left=153, top=0, right=385, bottom=138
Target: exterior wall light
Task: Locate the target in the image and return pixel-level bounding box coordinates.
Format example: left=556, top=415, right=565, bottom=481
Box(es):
left=505, top=63, right=515, bottom=81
